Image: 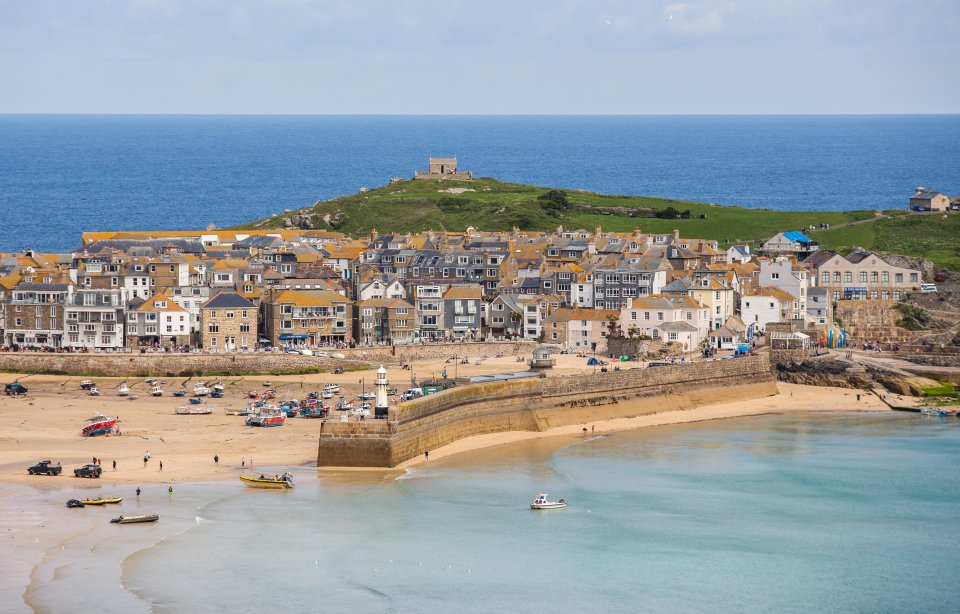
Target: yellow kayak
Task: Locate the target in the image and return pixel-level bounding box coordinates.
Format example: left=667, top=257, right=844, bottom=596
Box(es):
left=80, top=497, right=123, bottom=505
left=239, top=473, right=294, bottom=489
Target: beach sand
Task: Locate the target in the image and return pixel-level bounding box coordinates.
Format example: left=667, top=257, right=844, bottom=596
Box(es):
left=0, top=354, right=905, bottom=612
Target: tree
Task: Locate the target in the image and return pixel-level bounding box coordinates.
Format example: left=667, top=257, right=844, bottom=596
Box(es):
left=537, top=190, right=570, bottom=216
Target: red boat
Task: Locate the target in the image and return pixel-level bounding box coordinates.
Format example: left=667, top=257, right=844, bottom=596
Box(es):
left=82, top=414, right=117, bottom=437
left=244, top=407, right=285, bottom=427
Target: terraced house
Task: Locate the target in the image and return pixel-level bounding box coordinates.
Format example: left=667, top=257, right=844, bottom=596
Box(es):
left=64, top=289, right=125, bottom=350
left=263, top=290, right=351, bottom=347
left=125, top=292, right=190, bottom=349
left=805, top=249, right=922, bottom=301
left=3, top=283, right=72, bottom=349
left=200, top=292, right=257, bottom=351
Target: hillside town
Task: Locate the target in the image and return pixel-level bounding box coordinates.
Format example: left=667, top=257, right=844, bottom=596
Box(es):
left=0, top=221, right=944, bottom=359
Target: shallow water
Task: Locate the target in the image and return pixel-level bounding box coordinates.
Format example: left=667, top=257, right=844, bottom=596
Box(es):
left=106, top=412, right=960, bottom=613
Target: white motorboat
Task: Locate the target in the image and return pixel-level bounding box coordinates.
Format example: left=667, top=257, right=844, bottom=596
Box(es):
left=212, top=382, right=225, bottom=394
left=174, top=405, right=214, bottom=415
left=321, top=391, right=335, bottom=399
left=323, top=383, right=341, bottom=394
left=193, top=383, right=211, bottom=397
left=117, top=382, right=130, bottom=396
left=149, top=386, right=163, bottom=397
left=530, top=493, right=566, bottom=510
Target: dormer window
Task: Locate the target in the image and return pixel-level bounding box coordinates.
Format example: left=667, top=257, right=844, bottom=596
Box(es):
left=157, top=301, right=167, bottom=308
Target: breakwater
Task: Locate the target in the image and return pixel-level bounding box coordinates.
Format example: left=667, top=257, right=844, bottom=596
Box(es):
left=317, top=355, right=778, bottom=467
left=0, top=341, right=533, bottom=376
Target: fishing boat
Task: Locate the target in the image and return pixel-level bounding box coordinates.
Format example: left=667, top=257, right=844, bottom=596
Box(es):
left=175, top=405, right=214, bottom=415
left=189, top=397, right=203, bottom=405
left=321, top=390, right=335, bottom=400
left=79, top=380, right=96, bottom=390
left=530, top=493, right=566, bottom=510
left=239, top=472, right=295, bottom=489
left=80, top=497, right=123, bottom=505
left=300, top=404, right=329, bottom=418
left=82, top=414, right=117, bottom=437
left=224, top=406, right=254, bottom=415
left=323, top=383, right=341, bottom=394
left=88, top=386, right=101, bottom=396
left=111, top=514, right=159, bottom=524
left=172, top=389, right=187, bottom=397
left=261, top=390, right=277, bottom=400
left=149, top=386, right=163, bottom=397
left=335, top=400, right=354, bottom=411
left=117, top=382, right=130, bottom=396
left=245, top=406, right=286, bottom=427
left=247, top=390, right=261, bottom=399
left=193, top=383, right=211, bottom=397
left=280, top=400, right=300, bottom=418
left=920, top=407, right=951, bottom=417
left=358, top=391, right=376, bottom=401
left=212, top=382, right=225, bottom=394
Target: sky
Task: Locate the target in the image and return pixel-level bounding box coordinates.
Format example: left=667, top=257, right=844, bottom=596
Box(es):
left=1, top=0, right=958, bottom=114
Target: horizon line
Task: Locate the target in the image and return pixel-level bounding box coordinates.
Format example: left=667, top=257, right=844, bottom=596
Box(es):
left=1, top=112, right=959, bottom=118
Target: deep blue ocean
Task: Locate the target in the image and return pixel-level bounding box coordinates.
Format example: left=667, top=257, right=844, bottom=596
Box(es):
left=1, top=115, right=958, bottom=252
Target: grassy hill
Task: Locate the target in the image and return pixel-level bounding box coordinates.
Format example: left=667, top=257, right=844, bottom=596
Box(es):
left=237, top=177, right=959, bottom=270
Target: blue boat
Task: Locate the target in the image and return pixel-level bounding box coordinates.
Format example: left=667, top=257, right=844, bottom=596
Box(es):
left=189, top=397, right=203, bottom=405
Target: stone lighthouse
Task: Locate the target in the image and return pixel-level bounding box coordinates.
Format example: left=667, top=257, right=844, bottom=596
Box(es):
left=375, top=364, right=389, bottom=419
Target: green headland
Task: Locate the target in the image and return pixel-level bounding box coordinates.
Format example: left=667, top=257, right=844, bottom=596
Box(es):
left=237, top=177, right=960, bottom=270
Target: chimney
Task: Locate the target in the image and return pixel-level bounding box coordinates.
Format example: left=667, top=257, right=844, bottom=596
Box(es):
left=633, top=228, right=642, bottom=238
left=673, top=229, right=680, bottom=241
left=370, top=228, right=379, bottom=242
left=594, top=226, right=602, bottom=236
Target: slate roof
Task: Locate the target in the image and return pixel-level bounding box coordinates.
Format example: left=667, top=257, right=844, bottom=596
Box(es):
left=202, top=292, right=256, bottom=310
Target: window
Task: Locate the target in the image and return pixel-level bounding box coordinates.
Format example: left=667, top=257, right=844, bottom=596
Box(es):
left=280, top=320, right=292, bottom=329
left=871, top=271, right=879, bottom=283
left=669, top=332, right=678, bottom=341
left=881, top=272, right=889, bottom=283
left=240, top=324, right=250, bottom=333
left=209, top=310, right=217, bottom=319
left=821, top=271, right=830, bottom=284
left=771, top=273, right=780, bottom=280
left=859, top=272, right=868, bottom=283
left=894, top=273, right=903, bottom=283
left=844, top=272, right=852, bottom=283
left=631, top=312, right=637, bottom=320
left=657, top=312, right=664, bottom=321
left=226, top=311, right=235, bottom=319
left=910, top=273, right=919, bottom=283
left=644, top=312, right=650, bottom=320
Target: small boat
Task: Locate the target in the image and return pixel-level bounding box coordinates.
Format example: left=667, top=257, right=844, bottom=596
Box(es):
left=149, top=386, right=163, bottom=397
left=118, top=382, right=130, bottom=396
left=66, top=499, right=85, bottom=508
left=79, top=380, right=96, bottom=390
left=111, top=514, right=159, bottom=524
left=321, top=391, right=335, bottom=400
left=210, top=389, right=224, bottom=399
left=261, top=390, right=277, bottom=400
left=247, top=390, right=261, bottom=399
left=82, top=415, right=117, bottom=437
left=245, top=407, right=286, bottom=427
left=306, top=391, right=319, bottom=400
left=239, top=472, right=295, bottom=489
left=224, top=406, right=252, bottom=415
left=88, top=387, right=101, bottom=396
left=193, top=383, right=211, bottom=397
left=189, top=397, right=203, bottom=405
left=172, top=390, right=187, bottom=397
left=920, top=407, right=951, bottom=417
left=323, top=383, right=341, bottom=394
left=280, top=400, right=300, bottom=418
left=212, top=382, right=225, bottom=393
left=530, top=493, right=566, bottom=510
left=145, top=379, right=158, bottom=385
left=335, top=400, right=354, bottom=411
left=175, top=405, right=214, bottom=415
left=300, top=404, right=330, bottom=418
left=358, top=392, right=376, bottom=401
left=262, top=381, right=273, bottom=387
left=80, top=497, right=123, bottom=506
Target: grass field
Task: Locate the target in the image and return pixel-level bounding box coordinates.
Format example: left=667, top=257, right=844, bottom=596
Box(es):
left=239, top=178, right=959, bottom=270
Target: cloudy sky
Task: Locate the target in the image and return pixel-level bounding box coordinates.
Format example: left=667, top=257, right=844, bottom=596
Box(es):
left=1, top=0, right=957, bottom=114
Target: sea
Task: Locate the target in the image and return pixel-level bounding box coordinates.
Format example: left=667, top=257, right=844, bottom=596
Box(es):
left=23, top=411, right=960, bottom=613
left=1, top=114, right=959, bottom=252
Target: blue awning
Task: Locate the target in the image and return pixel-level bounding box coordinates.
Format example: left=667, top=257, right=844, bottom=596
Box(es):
left=279, top=334, right=309, bottom=340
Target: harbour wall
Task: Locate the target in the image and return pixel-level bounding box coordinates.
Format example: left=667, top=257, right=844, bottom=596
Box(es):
left=316, top=355, right=777, bottom=467
left=0, top=341, right=533, bottom=376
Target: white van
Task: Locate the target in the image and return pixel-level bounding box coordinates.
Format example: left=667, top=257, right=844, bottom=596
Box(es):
left=920, top=283, right=938, bottom=293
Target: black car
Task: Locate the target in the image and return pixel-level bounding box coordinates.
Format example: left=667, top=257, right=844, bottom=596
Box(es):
left=74, top=464, right=103, bottom=479
left=4, top=382, right=28, bottom=396
left=28, top=460, right=62, bottom=476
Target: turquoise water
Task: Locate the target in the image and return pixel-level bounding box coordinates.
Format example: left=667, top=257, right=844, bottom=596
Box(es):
left=121, top=412, right=960, bottom=613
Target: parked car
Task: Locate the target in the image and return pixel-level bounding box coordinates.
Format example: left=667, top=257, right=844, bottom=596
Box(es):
left=920, top=283, right=938, bottom=294
left=74, top=464, right=102, bottom=479
left=4, top=382, right=28, bottom=396
left=28, top=460, right=62, bottom=476
left=934, top=270, right=947, bottom=282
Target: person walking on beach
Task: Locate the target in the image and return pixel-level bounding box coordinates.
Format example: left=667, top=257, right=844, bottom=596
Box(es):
left=112, top=459, right=117, bottom=471
left=136, top=487, right=141, bottom=500
left=214, top=454, right=219, bottom=467
left=242, top=457, right=245, bottom=469
left=143, top=455, right=148, bottom=468
left=424, top=450, right=429, bottom=461
left=168, top=486, right=173, bottom=497
left=159, top=460, right=163, bottom=472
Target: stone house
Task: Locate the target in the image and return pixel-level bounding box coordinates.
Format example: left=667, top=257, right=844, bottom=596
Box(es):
left=3, top=282, right=73, bottom=349
left=200, top=292, right=257, bottom=351
left=592, top=266, right=668, bottom=310
left=354, top=297, right=415, bottom=345
left=805, top=249, right=922, bottom=301
left=414, top=156, right=473, bottom=180
left=760, top=232, right=819, bottom=259
left=487, top=294, right=562, bottom=340
left=909, top=188, right=950, bottom=212
left=543, top=307, right=619, bottom=353
left=63, top=289, right=126, bottom=350
left=262, top=290, right=351, bottom=348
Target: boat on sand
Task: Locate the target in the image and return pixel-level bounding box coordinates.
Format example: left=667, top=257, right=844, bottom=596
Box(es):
left=175, top=405, right=214, bottom=415
left=530, top=493, right=566, bottom=510
left=80, top=497, right=122, bottom=505
left=239, top=472, right=295, bottom=489
left=111, top=514, right=159, bottom=524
